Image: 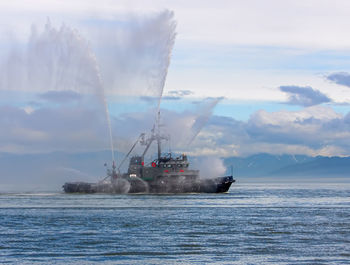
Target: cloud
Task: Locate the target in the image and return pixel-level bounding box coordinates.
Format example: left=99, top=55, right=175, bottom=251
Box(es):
left=113, top=98, right=350, bottom=158
left=0, top=94, right=222, bottom=156
left=139, top=89, right=194, bottom=101
left=139, top=96, right=157, bottom=103
left=162, top=90, right=193, bottom=100
left=2, top=4, right=349, bottom=105
left=326, top=72, right=350, bottom=87
left=246, top=106, right=341, bottom=147
left=39, top=90, right=82, bottom=103
left=279, top=85, right=331, bottom=106
left=139, top=95, right=180, bottom=102
left=0, top=104, right=109, bottom=153
left=2, top=100, right=350, bottom=158
left=111, top=97, right=221, bottom=154
left=167, top=90, right=193, bottom=97
left=182, top=105, right=350, bottom=157
left=3, top=0, right=350, bottom=50
left=162, top=96, right=181, bottom=100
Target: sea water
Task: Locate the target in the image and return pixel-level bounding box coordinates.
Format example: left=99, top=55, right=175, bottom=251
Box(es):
left=0, top=181, right=349, bottom=264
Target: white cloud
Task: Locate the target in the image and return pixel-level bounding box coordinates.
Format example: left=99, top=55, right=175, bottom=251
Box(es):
left=1, top=99, right=350, bottom=157
left=250, top=106, right=342, bottom=127
left=185, top=105, right=350, bottom=157
left=2, top=0, right=350, bottom=49
left=0, top=104, right=109, bottom=153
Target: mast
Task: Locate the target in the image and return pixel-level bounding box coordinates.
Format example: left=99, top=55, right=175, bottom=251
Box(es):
left=157, top=110, right=161, bottom=160
left=140, top=110, right=168, bottom=163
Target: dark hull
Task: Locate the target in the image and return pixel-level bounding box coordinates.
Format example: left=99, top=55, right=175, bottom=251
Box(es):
left=63, top=176, right=235, bottom=194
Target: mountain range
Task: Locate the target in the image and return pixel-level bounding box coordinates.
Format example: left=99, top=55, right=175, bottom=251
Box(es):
left=224, top=153, right=350, bottom=178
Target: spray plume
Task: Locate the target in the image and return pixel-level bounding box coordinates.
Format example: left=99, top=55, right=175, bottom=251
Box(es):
left=87, top=10, right=177, bottom=122
left=2, top=20, right=99, bottom=93
left=90, top=53, right=115, bottom=163
left=0, top=20, right=116, bottom=162
left=192, top=156, right=226, bottom=179
left=188, top=98, right=222, bottom=145
left=150, top=11, right=177, bottom=119
left=0, top=12, right=218, bottom=162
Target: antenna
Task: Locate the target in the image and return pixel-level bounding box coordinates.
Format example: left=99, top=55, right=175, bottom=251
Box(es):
left=168, top=134, right=171, bottom=154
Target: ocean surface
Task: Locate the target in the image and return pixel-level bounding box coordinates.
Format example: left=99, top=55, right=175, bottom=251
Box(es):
left=0, top=181, right=350, bottom=264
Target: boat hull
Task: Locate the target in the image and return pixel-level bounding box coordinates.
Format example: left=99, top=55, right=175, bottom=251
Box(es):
left=63, top=176, right=235, bottom=194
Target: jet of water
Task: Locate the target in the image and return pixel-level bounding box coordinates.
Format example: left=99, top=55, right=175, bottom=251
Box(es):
left=89, top=53, right=116, bottom=163
left=0, top=20, right=116, bottom=163
left=152, top=11, right=177, bottom=117
left=188, top=97, right=222, bottom=145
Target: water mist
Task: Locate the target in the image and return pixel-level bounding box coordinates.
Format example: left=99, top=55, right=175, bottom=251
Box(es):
left=0, top=20, right=116, bottom=163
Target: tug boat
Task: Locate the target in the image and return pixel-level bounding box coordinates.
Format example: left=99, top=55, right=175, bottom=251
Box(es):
left=63, top=114, right=235, bottom=194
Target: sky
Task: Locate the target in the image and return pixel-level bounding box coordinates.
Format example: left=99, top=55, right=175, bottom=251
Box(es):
left=1, top=0, right=350, bottom=158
